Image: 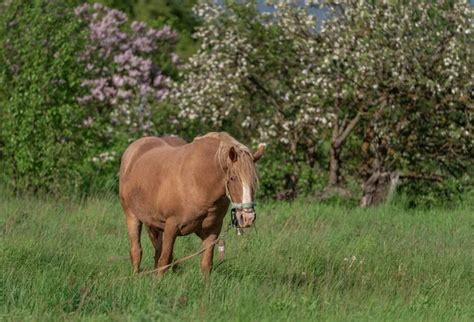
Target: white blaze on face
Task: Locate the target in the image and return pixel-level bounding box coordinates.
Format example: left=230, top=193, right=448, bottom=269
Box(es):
left=238, top=181, right=255, bottom=227
left=242, top=182, right=252, bottom=204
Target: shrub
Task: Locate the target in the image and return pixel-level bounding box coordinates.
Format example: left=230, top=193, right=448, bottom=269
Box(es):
left=0, top=1, right=179, bottom=194
left=0, top=0, right=89, bottom=194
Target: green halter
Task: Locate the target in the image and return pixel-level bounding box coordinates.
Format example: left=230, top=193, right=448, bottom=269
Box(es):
left=230, top=202, right=257, bottom=210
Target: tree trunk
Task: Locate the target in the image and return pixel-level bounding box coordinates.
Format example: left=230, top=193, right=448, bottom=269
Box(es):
left=328, top=143, right=341, bottom=187
left=322, top=109, right=362, bottom=199
left=360, top=170, right=400, bottom=207
left=275, top=142, right=299, bottom=201
left=275, top=173, right=299, bottom=201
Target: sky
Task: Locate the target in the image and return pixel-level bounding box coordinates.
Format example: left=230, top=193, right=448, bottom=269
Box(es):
left=254, top=0, right=474, bottom=30
left=257, top=0, right=329, bottom=28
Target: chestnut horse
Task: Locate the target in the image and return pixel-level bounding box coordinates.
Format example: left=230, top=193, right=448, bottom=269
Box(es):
left=119, top=132, right=265, bottom=276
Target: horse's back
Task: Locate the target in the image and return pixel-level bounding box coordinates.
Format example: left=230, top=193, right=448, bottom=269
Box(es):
left=162, top=136, right=187, bottom=147
left=120, top=136, right=187, bottom=181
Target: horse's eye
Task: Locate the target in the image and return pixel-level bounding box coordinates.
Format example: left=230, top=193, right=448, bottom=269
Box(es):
left=230, top=176, right=236, bottom=181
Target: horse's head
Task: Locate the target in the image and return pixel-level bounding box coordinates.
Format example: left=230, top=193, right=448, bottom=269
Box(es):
left=225, top=143, right=265, bottom=228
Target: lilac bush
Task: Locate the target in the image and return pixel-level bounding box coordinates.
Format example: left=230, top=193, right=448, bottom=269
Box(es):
left=75, top=3, right=178, bottom=137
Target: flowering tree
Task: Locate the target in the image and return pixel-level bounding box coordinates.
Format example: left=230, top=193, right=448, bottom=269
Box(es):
left=173, top=3, right=332, bottom=197
left=0, top=1, right=180, bottom=193
left=174, top=1, right=472, bottom=204
left=315, top=0, right=473, bottom=205
left=75, top=3, right=179, bottom=138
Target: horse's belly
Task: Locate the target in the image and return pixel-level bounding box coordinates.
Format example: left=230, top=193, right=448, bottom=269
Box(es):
left=126, top=188, right=226, bottom=235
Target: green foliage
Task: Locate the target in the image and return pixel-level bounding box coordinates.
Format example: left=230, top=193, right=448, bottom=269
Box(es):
left=0, top=0, right=89, bottom=194
left=0, top=1, right=181, bottom=195
left=257, top=144, right=327, bottom=199
left=1, top=195, right=473, bottom=320
left=94, top=0, right=199, bottom=58
left=396, top=177, right=472, bottom=209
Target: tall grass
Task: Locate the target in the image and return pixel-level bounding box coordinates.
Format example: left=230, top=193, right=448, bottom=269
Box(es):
left=1, top=193, right=473, bottom=321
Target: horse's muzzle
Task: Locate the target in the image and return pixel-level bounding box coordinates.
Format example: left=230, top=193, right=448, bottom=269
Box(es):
left=236, top=209, right=256, bottom=228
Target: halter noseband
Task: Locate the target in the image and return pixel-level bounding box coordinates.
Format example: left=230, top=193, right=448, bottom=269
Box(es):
left=225, top=179, right=256, bottom=228
left=230, top=202, right=256, bottom=210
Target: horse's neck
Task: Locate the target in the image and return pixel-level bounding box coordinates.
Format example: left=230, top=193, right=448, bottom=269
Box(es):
left=187, top=139, right=227, bottom=199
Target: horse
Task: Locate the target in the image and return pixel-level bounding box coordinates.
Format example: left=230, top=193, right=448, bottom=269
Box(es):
left=119, top=132, right=265, bottom=276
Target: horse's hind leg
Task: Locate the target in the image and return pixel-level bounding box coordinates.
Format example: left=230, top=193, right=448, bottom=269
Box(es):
left=126, top=211, right=143, bottom=274
left=146, top=226, right=163, bottom=269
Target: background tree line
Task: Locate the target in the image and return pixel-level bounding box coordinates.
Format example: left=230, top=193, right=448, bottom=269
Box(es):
left=0, top=0, right=472, bottom=207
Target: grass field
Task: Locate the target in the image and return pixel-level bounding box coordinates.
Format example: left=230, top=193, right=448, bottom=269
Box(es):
left=1, top=193, right=473, bottom=321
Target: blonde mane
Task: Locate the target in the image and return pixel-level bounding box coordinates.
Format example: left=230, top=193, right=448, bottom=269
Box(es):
left=198, top=132, right=259, bottom=191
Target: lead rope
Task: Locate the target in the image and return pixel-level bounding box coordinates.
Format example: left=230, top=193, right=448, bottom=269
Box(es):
left=136, top=229, right=229, bottom=276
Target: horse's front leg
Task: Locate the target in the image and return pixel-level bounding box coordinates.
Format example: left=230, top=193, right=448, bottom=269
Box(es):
left=197, top=228, right=221, bottom=277
left=157, top=220, right=178, bottom=276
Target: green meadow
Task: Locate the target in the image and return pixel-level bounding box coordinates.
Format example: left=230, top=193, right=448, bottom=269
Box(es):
left=1, top=194, right=473, bottom=321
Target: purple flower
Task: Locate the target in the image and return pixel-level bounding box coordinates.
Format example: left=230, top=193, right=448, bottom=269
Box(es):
left=171, top=53, right=180, bottom=65
left=153, top=75, right=164, bottom=86
left=131, top=21, right=146, bottom=32
left=139, top=84, right=150, bottom=96
left=138, top=59, right=152, bottom=72
left=156, top=89, right=168, bottom=99
left=75, top=2, right=179, bottom=134
left=112, top=75, right=125, bottom=87
left=117, top=89, right=132, bottom=99
left=74, top=4, right=88, bottom=16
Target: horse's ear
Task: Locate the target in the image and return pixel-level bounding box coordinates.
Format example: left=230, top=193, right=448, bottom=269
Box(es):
left=253, top=143, right=266, bottom=162
left=229, top=146, right=238, bottom=163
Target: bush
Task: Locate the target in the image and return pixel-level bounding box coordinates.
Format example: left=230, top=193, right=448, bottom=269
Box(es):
left=72, top=3, right=179, bottom=193
left=0, top=0, right=89, bottom=194
left=0, top=1, right=179, bottom=195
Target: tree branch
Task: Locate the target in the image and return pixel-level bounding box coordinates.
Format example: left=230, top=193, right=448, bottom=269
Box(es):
left=247, top=75, right=283, bottom=111
left=334, top=110, right=361, bottom=148
left=399, top=172, right=444, bottom=182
